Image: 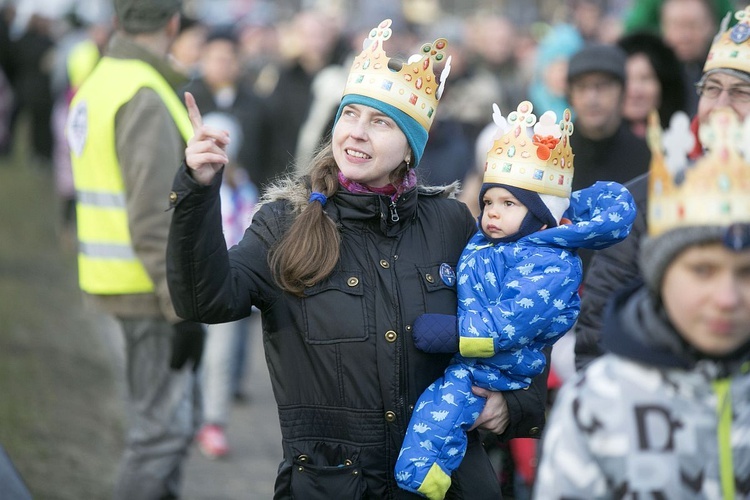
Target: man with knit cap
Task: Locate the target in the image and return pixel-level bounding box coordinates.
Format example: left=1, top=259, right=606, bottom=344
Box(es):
left=396, top=101, right=636, bottom=499
left=535, top=105, right=750, bottom=499
left=66, top=0, right=202, bottom=497
left=575, top=5, right=750, bottom=370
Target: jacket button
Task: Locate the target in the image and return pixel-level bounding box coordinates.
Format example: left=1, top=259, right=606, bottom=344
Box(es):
left=379, top=259, right=390, bottom=269
left=529, top=427, right=540, bottom=436
left=385, top=411, right=396, bottom=422
left=169, top=191, right=178, bottom=203
left=405, top=325, right=412, bottom=332
left=385, top=330, right=397, bottom=342
left=425, top=273, right=434, bottom=283
left=347, top=277, right=359, bottom=287
left=298, top=454, right=309, bottom=463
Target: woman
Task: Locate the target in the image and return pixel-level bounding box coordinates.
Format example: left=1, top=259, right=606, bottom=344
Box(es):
left=533, top=108, right=750, bottom=498
left=167, top=20, right=547, bottom=499
left=617, top=32, right=686, bottom=136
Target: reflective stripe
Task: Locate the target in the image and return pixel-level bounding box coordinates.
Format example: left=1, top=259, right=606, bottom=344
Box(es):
left=79, top=241, right=137, bottom=260
left=76, top=190, right=126, bottom=208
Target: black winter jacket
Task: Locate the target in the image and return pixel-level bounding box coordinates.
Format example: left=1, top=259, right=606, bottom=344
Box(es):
left=574, top=172, right=648, bottom=370
left=167, top=165, right=548, bottom=499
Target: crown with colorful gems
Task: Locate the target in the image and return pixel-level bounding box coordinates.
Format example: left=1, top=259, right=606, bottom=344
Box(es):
left=646, top=108, right=750, bottom=236
left=342, top=19, right=451, bottom=131
left=483, top=101, right=575, bottom=198
left=704, top=6, right=750, bottom=74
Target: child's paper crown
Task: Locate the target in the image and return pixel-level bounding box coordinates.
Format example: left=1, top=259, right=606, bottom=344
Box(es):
left=483, top=101, right=575, bottom=198
left=704, top=6, right=750, bottom=74
left=646, top=108, right=750, bottom=236
left=341, top=19, right=451, bottom=132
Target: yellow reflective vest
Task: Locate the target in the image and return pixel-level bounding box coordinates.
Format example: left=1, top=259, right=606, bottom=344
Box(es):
left=68, top=57, right=192, bottom=295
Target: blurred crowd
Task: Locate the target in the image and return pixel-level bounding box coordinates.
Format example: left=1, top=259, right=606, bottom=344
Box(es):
left=1, top=0, right=739, bottom=213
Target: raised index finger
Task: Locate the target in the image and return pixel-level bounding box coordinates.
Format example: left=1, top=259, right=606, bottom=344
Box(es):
left=184, top=91, right=203, bottom=132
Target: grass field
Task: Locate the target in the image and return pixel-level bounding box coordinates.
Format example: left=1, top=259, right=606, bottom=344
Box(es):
left=0, top=137, right=124, bottom=499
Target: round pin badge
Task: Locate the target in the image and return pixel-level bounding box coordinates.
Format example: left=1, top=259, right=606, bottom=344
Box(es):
left=439, top=262, right=456, bottom=286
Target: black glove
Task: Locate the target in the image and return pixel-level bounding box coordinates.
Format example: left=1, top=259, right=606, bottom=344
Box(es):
left=412, top=313, right=459, bottom=353
left=170, top=321, right=206, bottom=371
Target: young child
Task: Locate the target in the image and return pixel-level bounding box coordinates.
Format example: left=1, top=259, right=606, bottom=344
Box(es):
left=395, top=101, right=637, bottom=499
left=533, top=108, right=750, bottom=498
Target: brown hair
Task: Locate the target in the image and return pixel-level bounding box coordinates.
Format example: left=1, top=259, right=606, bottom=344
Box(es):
left=269, top=143, right=410, bottom=296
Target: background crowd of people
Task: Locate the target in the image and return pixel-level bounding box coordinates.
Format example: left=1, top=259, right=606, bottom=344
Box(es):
left=1, top=0, right=749, bottom=498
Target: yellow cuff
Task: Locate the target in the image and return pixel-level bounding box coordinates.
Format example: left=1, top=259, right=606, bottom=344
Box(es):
left=460, top=337, right=495, bottom=357
left=417, top=463, right=451, bottom=500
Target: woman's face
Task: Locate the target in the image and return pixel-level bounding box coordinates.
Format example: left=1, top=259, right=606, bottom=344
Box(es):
left=622, top=53, right=661, bottom=123
left=332, top=104, right=410, bottom=188
left=662, top=242, right=750, bottom=356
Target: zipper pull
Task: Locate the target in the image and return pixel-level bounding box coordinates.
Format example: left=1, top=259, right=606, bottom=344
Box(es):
left=389, top=200, right=400, bottom=223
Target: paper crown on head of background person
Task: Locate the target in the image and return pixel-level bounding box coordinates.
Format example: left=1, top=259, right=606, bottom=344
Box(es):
left=333, top=19, right=452, bottom=167
left=483, top=101, right=575, bottom=200
left=646, top=108, right=750, bottom=237
left=703, top=6, right=750, bottom=76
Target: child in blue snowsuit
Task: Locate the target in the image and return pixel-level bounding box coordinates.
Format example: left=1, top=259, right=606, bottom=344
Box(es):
left=394, top=101, right=637, bottom=499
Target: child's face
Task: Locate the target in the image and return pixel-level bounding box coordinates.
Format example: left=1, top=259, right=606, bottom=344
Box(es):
left=480, top=186, right=529, bottom=239
left=662, top=242, right=750, bottom=357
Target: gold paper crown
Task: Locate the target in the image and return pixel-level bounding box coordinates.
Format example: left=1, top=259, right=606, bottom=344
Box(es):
left=704, top=6, right=750, bottom=74
left=342, top=19, right=450, bottom=131
left=646, top=108, right=750, bottom=236
left=483, top=101, right=575, bottom=198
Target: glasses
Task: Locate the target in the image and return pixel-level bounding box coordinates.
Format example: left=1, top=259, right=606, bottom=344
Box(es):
left=695, top=82, right=750, bottom=102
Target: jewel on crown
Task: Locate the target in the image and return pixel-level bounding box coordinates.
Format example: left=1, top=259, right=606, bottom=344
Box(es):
left=704, top=6, right=750, bottom=74
left=342, top=19, right=451, bottom=131
left=646, top=108, right=750, bottom=237
left=483, top=101, right=574, bottom=198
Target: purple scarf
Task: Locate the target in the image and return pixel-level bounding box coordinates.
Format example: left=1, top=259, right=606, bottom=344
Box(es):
left=337, top=169, right=417, bottom=202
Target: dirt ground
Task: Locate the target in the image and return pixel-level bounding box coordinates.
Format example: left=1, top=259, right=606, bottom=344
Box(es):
left=0, top=153, right=124, bottom=498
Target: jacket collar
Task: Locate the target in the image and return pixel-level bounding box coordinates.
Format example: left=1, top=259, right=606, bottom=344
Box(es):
left=106, top=33, right=187, bottom=90
left=602, top=281, right=750, bottom=375
left=328, top=187, right=419, bottom=238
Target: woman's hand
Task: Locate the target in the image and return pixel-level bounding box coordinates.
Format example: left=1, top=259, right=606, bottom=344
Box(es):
left=184, top=91, right=230, bottom=186
left=469, top=386, right=510, bottom=434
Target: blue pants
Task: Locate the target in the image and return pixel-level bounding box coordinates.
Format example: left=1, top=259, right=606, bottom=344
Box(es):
left=395, top=361, right=486, bottom=499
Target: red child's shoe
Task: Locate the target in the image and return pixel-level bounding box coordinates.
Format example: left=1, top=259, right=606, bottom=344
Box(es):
left=196, top=423, right=229, bottom=459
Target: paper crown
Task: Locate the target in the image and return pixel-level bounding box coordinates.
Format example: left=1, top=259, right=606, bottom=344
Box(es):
left=341, top=19, right=451, bottom=131
left=704, top=6, right=750, bottom=74
left=646, top=108, right=750, bottom=236
left=483, top=101, right=575, bottom=198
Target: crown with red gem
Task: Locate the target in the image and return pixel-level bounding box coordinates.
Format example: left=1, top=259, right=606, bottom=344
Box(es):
left=483, top=101, right=575, bottom=198
left=342, top=19, right=450, bottom=131
left=647, top=108, right=750, bottom=236
left=704, top=6, right=750, bottom=74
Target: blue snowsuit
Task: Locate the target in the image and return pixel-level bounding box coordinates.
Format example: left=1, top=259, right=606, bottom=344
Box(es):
left=395, top=181, right=636, bottom=499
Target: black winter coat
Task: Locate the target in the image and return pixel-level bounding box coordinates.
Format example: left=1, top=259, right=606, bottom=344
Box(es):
left=574, top=172, right=648, bottom=370
left=167, top=165, right=548, bottom=499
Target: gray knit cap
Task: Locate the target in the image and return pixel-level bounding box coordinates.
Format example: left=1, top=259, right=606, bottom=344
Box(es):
left=114, top=0, right=181, bottom=34
left=640, top=225, right=726, bottom=294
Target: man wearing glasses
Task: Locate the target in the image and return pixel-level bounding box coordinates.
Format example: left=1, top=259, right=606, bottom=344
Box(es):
left=575, top=6, right=750, bottom=370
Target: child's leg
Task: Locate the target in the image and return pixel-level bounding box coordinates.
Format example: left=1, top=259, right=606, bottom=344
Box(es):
left=395, top=362, right=486, bottom=499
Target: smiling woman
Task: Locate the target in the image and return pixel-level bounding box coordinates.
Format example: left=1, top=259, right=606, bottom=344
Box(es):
left=166, top=18, right=554, bottom=499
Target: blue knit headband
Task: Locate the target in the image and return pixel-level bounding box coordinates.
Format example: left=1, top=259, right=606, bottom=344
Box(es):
left=333, top=94, right=428, bottom=167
